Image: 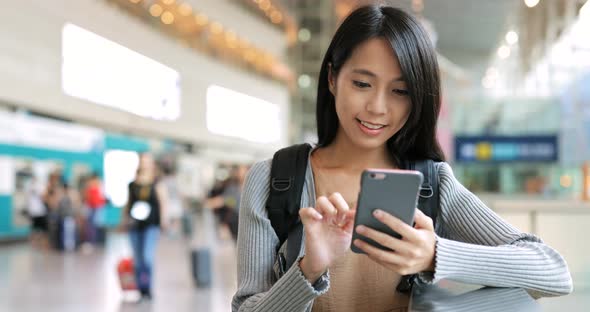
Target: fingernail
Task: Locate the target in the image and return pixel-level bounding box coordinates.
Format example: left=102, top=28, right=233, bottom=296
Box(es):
left=354, top=239, right=362, bottom=246
left=356, top=225, right=366, bottom=233
left=373, top=209, right=382, bottom=217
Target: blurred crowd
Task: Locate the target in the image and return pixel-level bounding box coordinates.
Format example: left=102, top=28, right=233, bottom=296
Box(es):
left=22, top=156, right=251, bottom=255
left=25, top=170, right=103, bottom=251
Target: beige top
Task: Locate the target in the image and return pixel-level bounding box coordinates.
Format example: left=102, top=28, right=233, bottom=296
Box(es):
left=312, top=249, right=409, bottom=312
left=310, top=153, right=409, bottom=312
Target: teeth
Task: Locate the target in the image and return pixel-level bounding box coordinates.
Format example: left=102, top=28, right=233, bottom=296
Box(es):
left=360, top=120, right=385, bottom=130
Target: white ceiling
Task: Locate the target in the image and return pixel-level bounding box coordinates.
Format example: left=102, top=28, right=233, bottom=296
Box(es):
left=385, top=0, right=521, bottom=77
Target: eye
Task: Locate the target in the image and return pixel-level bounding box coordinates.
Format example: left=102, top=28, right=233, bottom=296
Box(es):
left=353, top=80, right=371, bottom=88
left=392, top=89, right=409, bottom=96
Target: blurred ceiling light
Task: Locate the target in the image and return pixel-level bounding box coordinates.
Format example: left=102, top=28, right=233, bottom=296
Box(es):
left=298, top=74, right=311, bottom=88
left=238, top=39, right=249, bottom=49
left=225, top=31, right=238, bottom=48
left=210, top=22, right=223, bottom=35
left=226, top=31, right=237, bottom=41
left=298, top=28, right=311, bottom=42
left=482, top=76, right=495, bottom=89
left=412, top=0, right=424, bottom=13
left=253, top=0, right=261, bottom=3
left=259, top=0, right=271, bottom=11
left=195, top=13, right=208, bottom=26
left=524, top=0, right=540, bottom=8
left=270, top=11, right=283, bottom=24
left=161, top=11, right=175, bottom=25
left=506, top=31, right=519, bottom=45
left=486, top=67, right=499, bottom=78
left=129, top=0, right=141, bottom=4
left=149, top=4, right=163, bottom=17
left=244, top=50, right=257, bottom=62
left=162, top=0, right=175, bottom=5
left=178, top=3, right=192, bottom=16
left=498, top=45, right=511, bottom=59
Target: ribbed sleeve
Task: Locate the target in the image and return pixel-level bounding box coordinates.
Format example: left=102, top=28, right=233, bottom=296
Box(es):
left=426, top=163, right=573, bottom=298
left=231, top=160, right=328, bottom=312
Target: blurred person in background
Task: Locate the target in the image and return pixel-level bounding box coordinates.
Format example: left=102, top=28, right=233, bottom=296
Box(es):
left=120, top=153, right=167, bottom=300
left=232, top=5, right=572, bottom=312
left=26, top=176, right=48, bottom=248
left=83, top=172, right=106, bottom=247
left=43, top=170, right=63, bottom=210
left=159, top=162, right=184, bottom=237
left=56, top=182, right=80, bottom=251
left=44, top=170, right=64, bottom=250
left=206, top=164, right=249, bottom=241
left=205, top=170, right=231, bottom=237
left=56, top=183, right=77, bottom=221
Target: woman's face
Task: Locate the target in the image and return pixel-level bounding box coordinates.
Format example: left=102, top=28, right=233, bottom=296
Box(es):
left=329, top=38, right=411, bottom=150
left=138, top=154, right=155, bottom=176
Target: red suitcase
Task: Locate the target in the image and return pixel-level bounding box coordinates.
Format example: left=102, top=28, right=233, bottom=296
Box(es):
left=117, top=258, right=137, bottom=291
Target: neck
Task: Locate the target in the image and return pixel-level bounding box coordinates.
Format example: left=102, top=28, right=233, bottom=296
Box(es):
left=318, top=128, right=396, bottom=171
left=137, top=174, right=154, bottom=184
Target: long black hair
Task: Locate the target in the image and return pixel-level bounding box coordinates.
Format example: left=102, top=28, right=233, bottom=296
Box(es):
left=316, top=5, right=445, bottom=165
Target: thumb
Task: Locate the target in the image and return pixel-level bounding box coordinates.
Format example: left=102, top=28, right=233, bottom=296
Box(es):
left=414, top=208, right=434, bottom=230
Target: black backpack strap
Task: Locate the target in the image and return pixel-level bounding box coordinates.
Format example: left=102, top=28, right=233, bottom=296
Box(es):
left=266, top=143, right=312, bottom=274
left=396, top=159, right=440, bottom=293
left=413, top=160, right=439, bottom=227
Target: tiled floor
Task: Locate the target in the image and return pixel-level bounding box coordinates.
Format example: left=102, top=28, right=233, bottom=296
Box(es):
left=0, top=229, right=237, bottom=312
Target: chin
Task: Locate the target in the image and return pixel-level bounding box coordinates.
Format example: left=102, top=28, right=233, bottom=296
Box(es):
left=350, top=135, right=389, bottom=151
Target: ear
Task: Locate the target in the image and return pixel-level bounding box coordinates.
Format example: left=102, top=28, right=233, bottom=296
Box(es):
left=327, top=63, right=336, bottom=95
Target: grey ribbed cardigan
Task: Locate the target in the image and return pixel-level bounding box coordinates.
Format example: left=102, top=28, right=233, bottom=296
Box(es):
left=232, top=157, right=573, bottom=312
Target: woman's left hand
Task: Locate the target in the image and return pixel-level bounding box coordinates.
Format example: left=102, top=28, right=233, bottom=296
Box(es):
left=353, top=209, right=436, bottom=275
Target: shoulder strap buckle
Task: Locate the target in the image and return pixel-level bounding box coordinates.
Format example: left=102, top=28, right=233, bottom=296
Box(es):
left=271, top=178, right=292, bottom=192
left=419, top=185, right=434, bottom=198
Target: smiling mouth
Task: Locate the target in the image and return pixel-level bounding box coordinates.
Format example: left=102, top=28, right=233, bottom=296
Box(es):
left=356, top=118, right=387, bottom=130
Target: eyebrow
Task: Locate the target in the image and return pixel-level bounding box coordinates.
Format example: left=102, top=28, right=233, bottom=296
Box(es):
left=351, top=68, right=405, bottom=82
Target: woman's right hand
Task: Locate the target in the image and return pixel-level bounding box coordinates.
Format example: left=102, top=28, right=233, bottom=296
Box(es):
left=298, top=193, right=356, bottom=283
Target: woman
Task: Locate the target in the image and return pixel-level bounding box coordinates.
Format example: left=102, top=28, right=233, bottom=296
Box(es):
left=232, top=5, right=572, bottom=312
left=27, top=176, right=48, bottom=247
left=121, top=153, right=167, bottom=300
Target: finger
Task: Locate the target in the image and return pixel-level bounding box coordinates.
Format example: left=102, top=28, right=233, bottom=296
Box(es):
left=414, top=209, right=434, bottom=231
left=316, top=196, right=337, bottom=222
left=355, top=225, right=413, bottom=254
left=341, top=209, right=356, bottom=232
left=373, top=209, right=417, bottom=241
left=299, top=207, right=323, bottom=226
left=353, top=238, right=406, bottom=265
left=328, top=192, right=349, bottom=225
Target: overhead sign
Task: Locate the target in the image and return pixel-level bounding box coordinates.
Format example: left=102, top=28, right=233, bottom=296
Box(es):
left=455, top=135, right=558, bottom=163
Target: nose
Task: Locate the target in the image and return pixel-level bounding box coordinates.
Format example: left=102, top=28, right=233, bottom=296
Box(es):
left=365, top=90, right=387, bottom=115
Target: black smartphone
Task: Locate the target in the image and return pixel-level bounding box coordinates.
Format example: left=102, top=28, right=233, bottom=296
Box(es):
left=351, top=169, right=423, bottom=254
